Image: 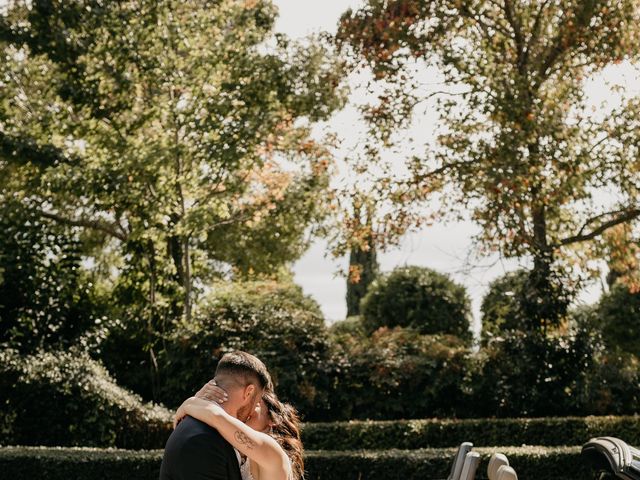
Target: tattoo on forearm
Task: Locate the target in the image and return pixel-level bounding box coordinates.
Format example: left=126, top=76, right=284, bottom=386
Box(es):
left=234, top=430, right=256, bottom=449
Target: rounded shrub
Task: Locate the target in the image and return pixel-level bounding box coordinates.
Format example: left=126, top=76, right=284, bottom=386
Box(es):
left=597, top=283, right=640, bottom=357
left=360, top=266, right=472, bottom=342
left=159, top=280, right=332, bottom=416
left=328, top=316, right=367, bottom=339
left=480, top=269, right=529, bottom=342
left=0, top=348, right=171, bottom=448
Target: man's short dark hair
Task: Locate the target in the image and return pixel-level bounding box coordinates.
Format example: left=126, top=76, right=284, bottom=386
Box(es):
left=215, top=351, right=272, bottom=391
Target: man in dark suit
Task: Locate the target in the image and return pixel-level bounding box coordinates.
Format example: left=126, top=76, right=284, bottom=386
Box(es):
left=159, top=351, right=272, bottom=480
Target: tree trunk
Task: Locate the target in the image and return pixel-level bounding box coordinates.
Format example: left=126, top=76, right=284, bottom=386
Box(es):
left=346, top=204, right=379, bottom=317
left=346, top=242, right=379, bottom=316
left=183, top=235, right=192, bottom=323
left=523, top=202, right=569, bottom=332
left=144, top=239, right=161, bottom=399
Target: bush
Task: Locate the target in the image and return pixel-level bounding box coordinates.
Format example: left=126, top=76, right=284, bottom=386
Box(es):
left=0, top=447, right=161, bottom=480
left=302, top=415, right=640, bottom=450
left=580, top=350, right=640, bottom=415
left=597, top=283, right=640, bottom=357
left=0, top=348, right=171, bottom=448
left=360, top=266, right=472, bottom=342
left=480, top=269, right=529, bottom=342
left=322, top=327, right=472, bottom=421
left=321, top=318, right=640, bottom=421
left=307, top=446, right=588, bottom=480
left=469, top=329, right=601, bottom=417
left=158, top=280, right=333, bottom=416
left=328, top=316, right=367, bottom=338
left=0, top=446, right=590, bottom=480
left=471, top=325, right=640, bottom=418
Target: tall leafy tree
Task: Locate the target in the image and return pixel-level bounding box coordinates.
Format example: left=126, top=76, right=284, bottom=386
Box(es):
left=338, top=0, right=640, bottom=329
left=1, top=0, right=347, bottom=397
left=1, top=0, right=347, bottom=328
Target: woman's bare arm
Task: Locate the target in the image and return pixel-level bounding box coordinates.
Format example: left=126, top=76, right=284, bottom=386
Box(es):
left=175, top=396, right=290, bottom=480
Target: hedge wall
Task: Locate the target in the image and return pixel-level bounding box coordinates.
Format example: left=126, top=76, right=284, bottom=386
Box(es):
left=5, top=407, right=636, bottom=452
left=301, top=415, right=640, bottom=450
left=5, top=412, right=635, bottom=451
left=0, top=446, right=589, bottom=480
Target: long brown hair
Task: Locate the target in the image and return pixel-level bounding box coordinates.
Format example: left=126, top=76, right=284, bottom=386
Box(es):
left=262, top=391, right=304, bottom=480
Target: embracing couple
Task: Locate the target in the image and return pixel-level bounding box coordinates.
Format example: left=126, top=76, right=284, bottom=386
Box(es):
left=159, top=351, right=302, bottom=480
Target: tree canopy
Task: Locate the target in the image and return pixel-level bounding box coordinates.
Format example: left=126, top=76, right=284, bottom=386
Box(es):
left=338, top=0, right=640, bottom=328
left=1, top=0, right=348, bottom=328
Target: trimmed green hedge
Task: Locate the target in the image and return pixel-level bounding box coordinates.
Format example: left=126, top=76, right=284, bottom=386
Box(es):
left=0, top=446, right=589, bottom=480
left=0, top=447, right=161, bottom=480
left=301, top=415, right=640, bottom=450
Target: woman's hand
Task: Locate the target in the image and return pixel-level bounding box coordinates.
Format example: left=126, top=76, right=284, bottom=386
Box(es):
left=195, top=380, right=228, bottom=404
left=173, top=402, right=188, bottom=429
left=173, top=396, right=223, bottom=429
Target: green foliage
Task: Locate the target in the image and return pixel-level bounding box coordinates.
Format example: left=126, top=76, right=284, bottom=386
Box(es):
left=582, top=349, right=640, bottom=415
left=1, top=0, right=348, bottom=334
left=597, top=283, right=640, bottom=357
left=470, top=329, right=604, bottom=417
left=307, top=446, right=588, bottom=480
left=0, top=445, right=591, bottom=480
left=0, top=348, right=171, bottom=448
left=518, top=259, right=575, bottom=332
left=328, top=315, right=367, bottom=339
left=302, top=416, right=640, bottom=451
left=481, top=270, right=529, bottom=341
left=321, top=322, right=640, bottom=421
left=346, top=243, right=379, bottom=317
left=338, top=0, right=640, bottom=326
left=0, top=447, right=162, bottom=480
left=479, top=268, right=573, bottom=338
left=0, top=0, right=349, bottom=408
left=324, top=327, right=471, bottom=421
left=155, top=280, right=333, bottom=414
left=344, top=199, right=380, bottom=317
left=0, top=199, right=103, bottom=353
left=360, top=266, right=472, bottom=341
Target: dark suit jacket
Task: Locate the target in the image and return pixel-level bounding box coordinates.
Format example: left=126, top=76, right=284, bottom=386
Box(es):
left=159, top=416, right=242, bottom=480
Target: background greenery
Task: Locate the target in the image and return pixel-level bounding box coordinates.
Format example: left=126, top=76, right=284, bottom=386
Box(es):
left=2, top=0, right=640, bottom=479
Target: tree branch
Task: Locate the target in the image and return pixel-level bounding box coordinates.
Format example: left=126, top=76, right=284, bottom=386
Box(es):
left=523, top=0, right=551, bottom=69
left=503, top=0, right=525, bottom=66
left=38, top=210, right=129, bottom=242
left=558, top=208, right=640, bottom=247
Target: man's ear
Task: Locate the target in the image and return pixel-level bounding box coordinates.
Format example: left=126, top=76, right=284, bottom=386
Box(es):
left=243, top=384, right=256, bottom=401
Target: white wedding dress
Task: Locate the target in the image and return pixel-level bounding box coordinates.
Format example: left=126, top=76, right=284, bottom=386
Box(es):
left=237, top=450, right=293, bottom=480
left=239, top=456, right=255, bottom=480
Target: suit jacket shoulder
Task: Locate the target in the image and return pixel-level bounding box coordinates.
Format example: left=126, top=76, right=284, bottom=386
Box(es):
left=160, top=416, right=242, bottom=480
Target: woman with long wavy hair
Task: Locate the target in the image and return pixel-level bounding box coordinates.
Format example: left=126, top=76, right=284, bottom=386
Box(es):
left=174, top=382, right=304, bottom=480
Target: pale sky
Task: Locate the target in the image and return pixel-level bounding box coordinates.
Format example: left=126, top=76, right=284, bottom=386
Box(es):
left=275, top=0, right=640, bottom=328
